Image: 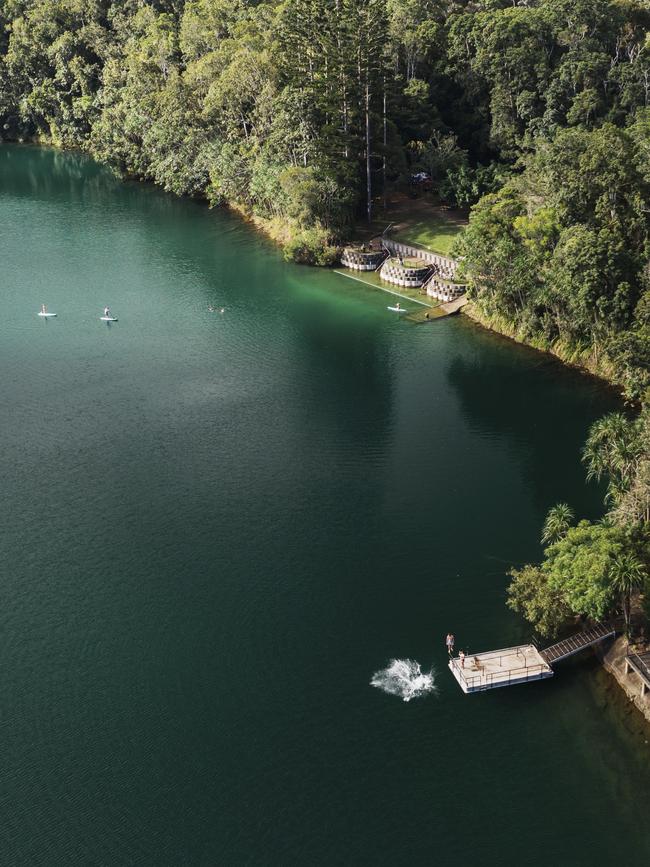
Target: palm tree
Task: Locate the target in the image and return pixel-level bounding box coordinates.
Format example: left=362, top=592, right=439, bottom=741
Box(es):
left=608, top=552, right=647, bottom=636
left=541, top=503, right=574, bottom=545
left=611, top=458, right=650, bottom=527
left=582, top=412, right=640, bottom=506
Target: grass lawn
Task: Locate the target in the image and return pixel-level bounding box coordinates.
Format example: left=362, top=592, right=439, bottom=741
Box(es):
left=386, top=256, right=425, bottom=268
left=350, top=193, right=467, bottom=257
left=392, top=213, right=464, bottom=256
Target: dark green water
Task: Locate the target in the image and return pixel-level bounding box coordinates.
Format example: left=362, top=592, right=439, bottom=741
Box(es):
left=1, top=145, right=649, bottom=865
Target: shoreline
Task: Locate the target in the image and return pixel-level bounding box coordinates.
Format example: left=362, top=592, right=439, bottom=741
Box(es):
left=597, top=638, right=650, bottom=728
left=224, top=201, right=295, bottom=249
left=220, top=208, right=643, bottom=721
left=1, top=140, right=626, bottom=396
left=2, top=138, right=644, bottom=728
left=0, top=135, right=631, bottom=398
left=460, top=301, right=625, bottom=395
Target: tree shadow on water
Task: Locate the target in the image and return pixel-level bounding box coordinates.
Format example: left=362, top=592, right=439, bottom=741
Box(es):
left=445, top=324, right=622, bottom=518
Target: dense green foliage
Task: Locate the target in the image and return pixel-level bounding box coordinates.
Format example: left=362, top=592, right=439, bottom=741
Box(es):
left=1, top=0, right=647, bottom=304
left=446, top=0, right=650, bottom=395
left=1, top=0, right=649, bottom=641
left=508, top=410, right=650, bottom=637
left=0, top=0, right=650, bottom=280
left=509, top=522, right=628, bottom=635
left=458, top=120, right=650, bottom=396
left=1, top=0, right=450, bottom=260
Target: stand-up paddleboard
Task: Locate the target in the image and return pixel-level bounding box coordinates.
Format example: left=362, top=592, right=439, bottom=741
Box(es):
left=387, top=306, right=406, bottom=313
left=38, top=311, right=57, bottom=317
left=100, top=316, right=118, bottom=322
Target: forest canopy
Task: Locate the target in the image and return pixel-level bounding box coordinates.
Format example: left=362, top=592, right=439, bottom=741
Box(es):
left=1, top=0, right=649, bottom=391
left=1, top=0, right=650, bottom=637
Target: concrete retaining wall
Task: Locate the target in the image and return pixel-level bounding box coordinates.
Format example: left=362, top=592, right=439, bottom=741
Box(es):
left=379, top=259, right=430, bottom=288
left=340, top=248, right=386, bottom=271
left=426, top=277, right=467, bottom=303
left=382, top=238, right=458, bottom=280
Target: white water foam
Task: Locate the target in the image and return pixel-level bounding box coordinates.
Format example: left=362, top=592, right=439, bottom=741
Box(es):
left=370, top=658, right=436, bottom=702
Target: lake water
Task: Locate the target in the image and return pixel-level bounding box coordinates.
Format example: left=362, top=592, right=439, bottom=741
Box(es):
left=1, top=145, right=648, bottom=865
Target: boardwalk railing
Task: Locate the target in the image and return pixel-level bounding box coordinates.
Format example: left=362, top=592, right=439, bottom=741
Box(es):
left=450, top=657, right=550, bottom=692
left=541, top=622, right=616, bottom=665
left=625, top=652, right=650, bottom=695
left=380, top=237, right=458, bottom=276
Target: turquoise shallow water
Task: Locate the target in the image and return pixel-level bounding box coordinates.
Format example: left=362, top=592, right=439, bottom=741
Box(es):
left=1, top=145, right=649, bottom=865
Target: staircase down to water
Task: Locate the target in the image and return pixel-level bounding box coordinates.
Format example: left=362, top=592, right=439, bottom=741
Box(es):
left=540, top=622, right=617, bottom=665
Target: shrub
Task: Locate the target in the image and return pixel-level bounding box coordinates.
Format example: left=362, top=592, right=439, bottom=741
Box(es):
left=283, top=226, right=339, bottom=266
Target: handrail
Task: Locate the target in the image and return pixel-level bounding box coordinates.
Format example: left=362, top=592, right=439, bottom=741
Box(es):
left=541, top=622, right=616, bottom=663
left=374, top=250, right=389, bottom=271
left=381, top=237, right=458, bottom=268
left=455, top=643, right=544, bottom=658
left=626, top=652, right=650, bottom=688
left=421, top=267, right=440, bottom=287
left=450, top=657, right=550, bottom=690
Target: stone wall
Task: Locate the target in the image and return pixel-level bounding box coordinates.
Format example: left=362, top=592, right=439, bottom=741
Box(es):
left=381, top=238, right=458, bottom=280
left=340, top=248, right=386, bottom=271
left=426, top=277, right=467, bottom=303
left=379, top=258, right=430, bottom=288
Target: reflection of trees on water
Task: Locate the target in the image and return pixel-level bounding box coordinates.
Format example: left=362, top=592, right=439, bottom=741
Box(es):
left=1, top=143, right=247, bottom=300
left=1, top=143, right=113, bottom=202
left=1, top=142, right=216, bottom=228
left=445, top=323, right=621, bottom=517
left=3, top=143, right=394, bottom=458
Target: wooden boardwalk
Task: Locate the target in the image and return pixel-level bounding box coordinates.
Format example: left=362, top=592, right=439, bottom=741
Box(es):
left=540, top=622, right=616, bottom=665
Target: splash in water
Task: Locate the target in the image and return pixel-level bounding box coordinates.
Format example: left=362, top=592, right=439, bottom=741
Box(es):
left=370, top=659, right=436, bottom=702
